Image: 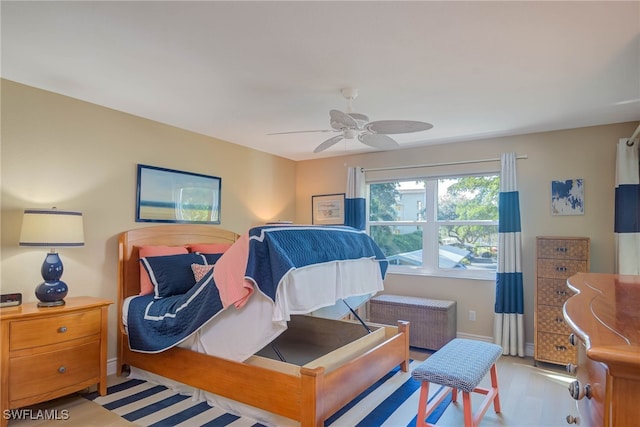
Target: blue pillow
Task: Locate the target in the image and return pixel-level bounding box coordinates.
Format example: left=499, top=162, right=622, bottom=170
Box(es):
left=140, top=253, right=207, bottom=298
left=198, top=252, right=224, bottom=265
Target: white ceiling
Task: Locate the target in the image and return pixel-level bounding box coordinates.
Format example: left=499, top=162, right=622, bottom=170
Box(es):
left=2, top=1, right=639, bottom=161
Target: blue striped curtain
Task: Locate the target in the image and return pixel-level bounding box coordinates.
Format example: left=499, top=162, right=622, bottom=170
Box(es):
left=345, top=167, right=366, bottom=230
left=493, top=153, right=525, bottom=357
left=615, top=138, right=640, bottom=275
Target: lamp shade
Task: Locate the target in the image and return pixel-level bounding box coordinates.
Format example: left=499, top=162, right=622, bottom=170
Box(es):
left=19, top=209, right=84, bottom=247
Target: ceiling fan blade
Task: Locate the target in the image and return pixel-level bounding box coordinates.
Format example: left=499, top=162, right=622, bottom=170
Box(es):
left=358, top=133, right=400, bottom=150
left=365, top=120, right=433, bottom=134
left=347, top=112, right=370, bottom=123
left=329, top=110, right=358, bottom=130
left=267, top=129, right=336, bottom=135
left=314, top=135, right=344, bottom=153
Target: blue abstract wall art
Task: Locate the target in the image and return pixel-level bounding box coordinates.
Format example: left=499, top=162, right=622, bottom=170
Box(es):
left=551, top=179, right=584, bottom=215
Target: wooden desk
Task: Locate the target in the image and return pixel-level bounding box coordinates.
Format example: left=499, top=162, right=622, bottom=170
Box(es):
left=564, top=273, right=640, bottom=426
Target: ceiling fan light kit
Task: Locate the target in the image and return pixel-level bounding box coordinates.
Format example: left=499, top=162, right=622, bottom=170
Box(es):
left=271, top=88, right=433, bottom=153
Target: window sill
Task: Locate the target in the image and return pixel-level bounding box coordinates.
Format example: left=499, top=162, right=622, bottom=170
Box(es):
left=386, top=266, right=495, bottom=282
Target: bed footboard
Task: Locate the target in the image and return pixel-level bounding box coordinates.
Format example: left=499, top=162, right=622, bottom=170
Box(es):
left=300, top=320, right=409, bottom=427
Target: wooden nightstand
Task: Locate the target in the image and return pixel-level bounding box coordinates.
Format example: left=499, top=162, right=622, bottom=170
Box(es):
left=0, top=296, right=112, bottom=427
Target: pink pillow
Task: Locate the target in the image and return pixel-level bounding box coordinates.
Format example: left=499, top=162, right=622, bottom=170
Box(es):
left=138, top=245, right=188, bottom=295
left=186, top=243, right=233, bottom=254
left=192, top=264, right=214, bottom=282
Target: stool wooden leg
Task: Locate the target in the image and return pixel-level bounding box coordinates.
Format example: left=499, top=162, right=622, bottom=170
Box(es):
left=462, top=391, right=473, bottom=427
left=490, top=364, right=501, bottom=413
left=452, top=388, right=458, bottom=403
left=416, top=381, right=430, bottom=427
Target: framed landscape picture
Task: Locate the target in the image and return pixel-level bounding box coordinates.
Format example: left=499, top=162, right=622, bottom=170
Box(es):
left=136, top=164, right=221, bottom=224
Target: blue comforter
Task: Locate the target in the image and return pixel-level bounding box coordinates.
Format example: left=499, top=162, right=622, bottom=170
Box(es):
left=246, top=225, right=388, bottom=301
left=127, top=267, right=223, bottom=353
left=127, top=225, right=388, bottom=353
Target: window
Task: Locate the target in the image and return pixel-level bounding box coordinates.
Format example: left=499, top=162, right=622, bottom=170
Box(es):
left=368, top=174, right=499, bottom=279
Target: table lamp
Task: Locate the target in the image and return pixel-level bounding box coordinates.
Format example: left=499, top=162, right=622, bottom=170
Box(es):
left=19, top=208, right=84, bottom=307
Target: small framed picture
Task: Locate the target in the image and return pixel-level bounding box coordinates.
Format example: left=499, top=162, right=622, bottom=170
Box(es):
left=551, top=179, right=584, bottom=215
left=312, top=193, right=345, bottom=225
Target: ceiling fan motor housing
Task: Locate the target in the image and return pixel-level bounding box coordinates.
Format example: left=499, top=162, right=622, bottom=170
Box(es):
left=343, top=128, right=357, bottom=139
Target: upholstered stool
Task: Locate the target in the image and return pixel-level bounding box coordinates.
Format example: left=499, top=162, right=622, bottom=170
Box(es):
left=411, top=338, right=502, bottom=427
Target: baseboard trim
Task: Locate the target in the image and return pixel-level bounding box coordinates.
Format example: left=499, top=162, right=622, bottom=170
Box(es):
left=456, top=332, right=493, bottom=342
left=107, top=357, right=118, bottom=376
left=456, top=333, right=534, bottom=357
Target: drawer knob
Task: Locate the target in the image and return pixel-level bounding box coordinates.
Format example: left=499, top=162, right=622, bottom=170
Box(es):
left=58, top=366, right=66, bottom=374
left=58, top=326, right=67, bottom=333
left=568, top=333, right=577, bottom=346
left=556, top=317, right=565, bottom=324
left=555, top=345, right=567, bottom=351
left=566, top=363, right=577, bottom=375
left=555, top=266, right=568, bottom=272
left=556, top=290, right=567, bottom=296
left=566, top=415, right=578, bottom=424
left=568, top=380, right=591, bottom=400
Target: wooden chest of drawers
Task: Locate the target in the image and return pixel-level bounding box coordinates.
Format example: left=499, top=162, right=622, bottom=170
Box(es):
left=534, top=237, right=589, bottom=366
left=0, top=297, right=112, bottom=427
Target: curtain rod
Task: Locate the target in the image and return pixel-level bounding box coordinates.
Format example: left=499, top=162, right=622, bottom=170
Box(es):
left=628, top=123, right=640, bottom=146
left=361, top=155, right=528, bottom=173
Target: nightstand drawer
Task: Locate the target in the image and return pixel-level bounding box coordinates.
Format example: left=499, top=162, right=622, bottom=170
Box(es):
left=9, top=309, right=101, bottom=350
left=9, top=341, right=100, bottom=401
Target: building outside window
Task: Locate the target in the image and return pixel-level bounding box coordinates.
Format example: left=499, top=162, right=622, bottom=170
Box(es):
left=368, top=174, right=499, bottom=279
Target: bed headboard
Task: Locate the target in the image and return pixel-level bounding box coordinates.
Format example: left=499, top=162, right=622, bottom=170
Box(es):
left=118, top=224, right=240, bottom=301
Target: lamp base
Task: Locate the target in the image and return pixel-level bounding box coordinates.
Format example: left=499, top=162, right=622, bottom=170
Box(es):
left=35, top=280, right=68, bottom=308
left=37, top=299, right=66, bottom=307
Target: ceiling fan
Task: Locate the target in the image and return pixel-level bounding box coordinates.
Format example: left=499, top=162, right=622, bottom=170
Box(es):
left=269, top=88, right=434, bottom=153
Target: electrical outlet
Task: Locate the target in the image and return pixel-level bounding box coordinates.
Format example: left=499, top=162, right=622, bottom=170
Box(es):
left=468, top=310, right=476, bottom=321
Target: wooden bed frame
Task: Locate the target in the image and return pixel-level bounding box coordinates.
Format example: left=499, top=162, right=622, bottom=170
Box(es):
left=117, top=224, right=410, bottom=427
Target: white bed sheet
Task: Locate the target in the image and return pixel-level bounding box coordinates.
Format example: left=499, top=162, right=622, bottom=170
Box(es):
left=123, top=288, right=287, bottom=362
left=272, top=258, right=384, bottom=321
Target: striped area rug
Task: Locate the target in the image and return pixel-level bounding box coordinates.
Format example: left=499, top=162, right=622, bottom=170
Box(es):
left=84, top=360, right=452, bottom=427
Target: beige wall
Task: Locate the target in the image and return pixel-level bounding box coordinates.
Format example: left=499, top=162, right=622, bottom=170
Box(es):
left=0, top=80, right=297, bottom=360
left=296, top=121, right=639, bottom=349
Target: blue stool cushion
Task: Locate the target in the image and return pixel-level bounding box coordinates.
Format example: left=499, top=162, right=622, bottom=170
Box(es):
left=411, top=338, right=502, bottom=393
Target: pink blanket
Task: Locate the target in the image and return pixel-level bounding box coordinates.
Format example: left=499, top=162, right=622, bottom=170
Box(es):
left=213, top=233, right=254, bottom=308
